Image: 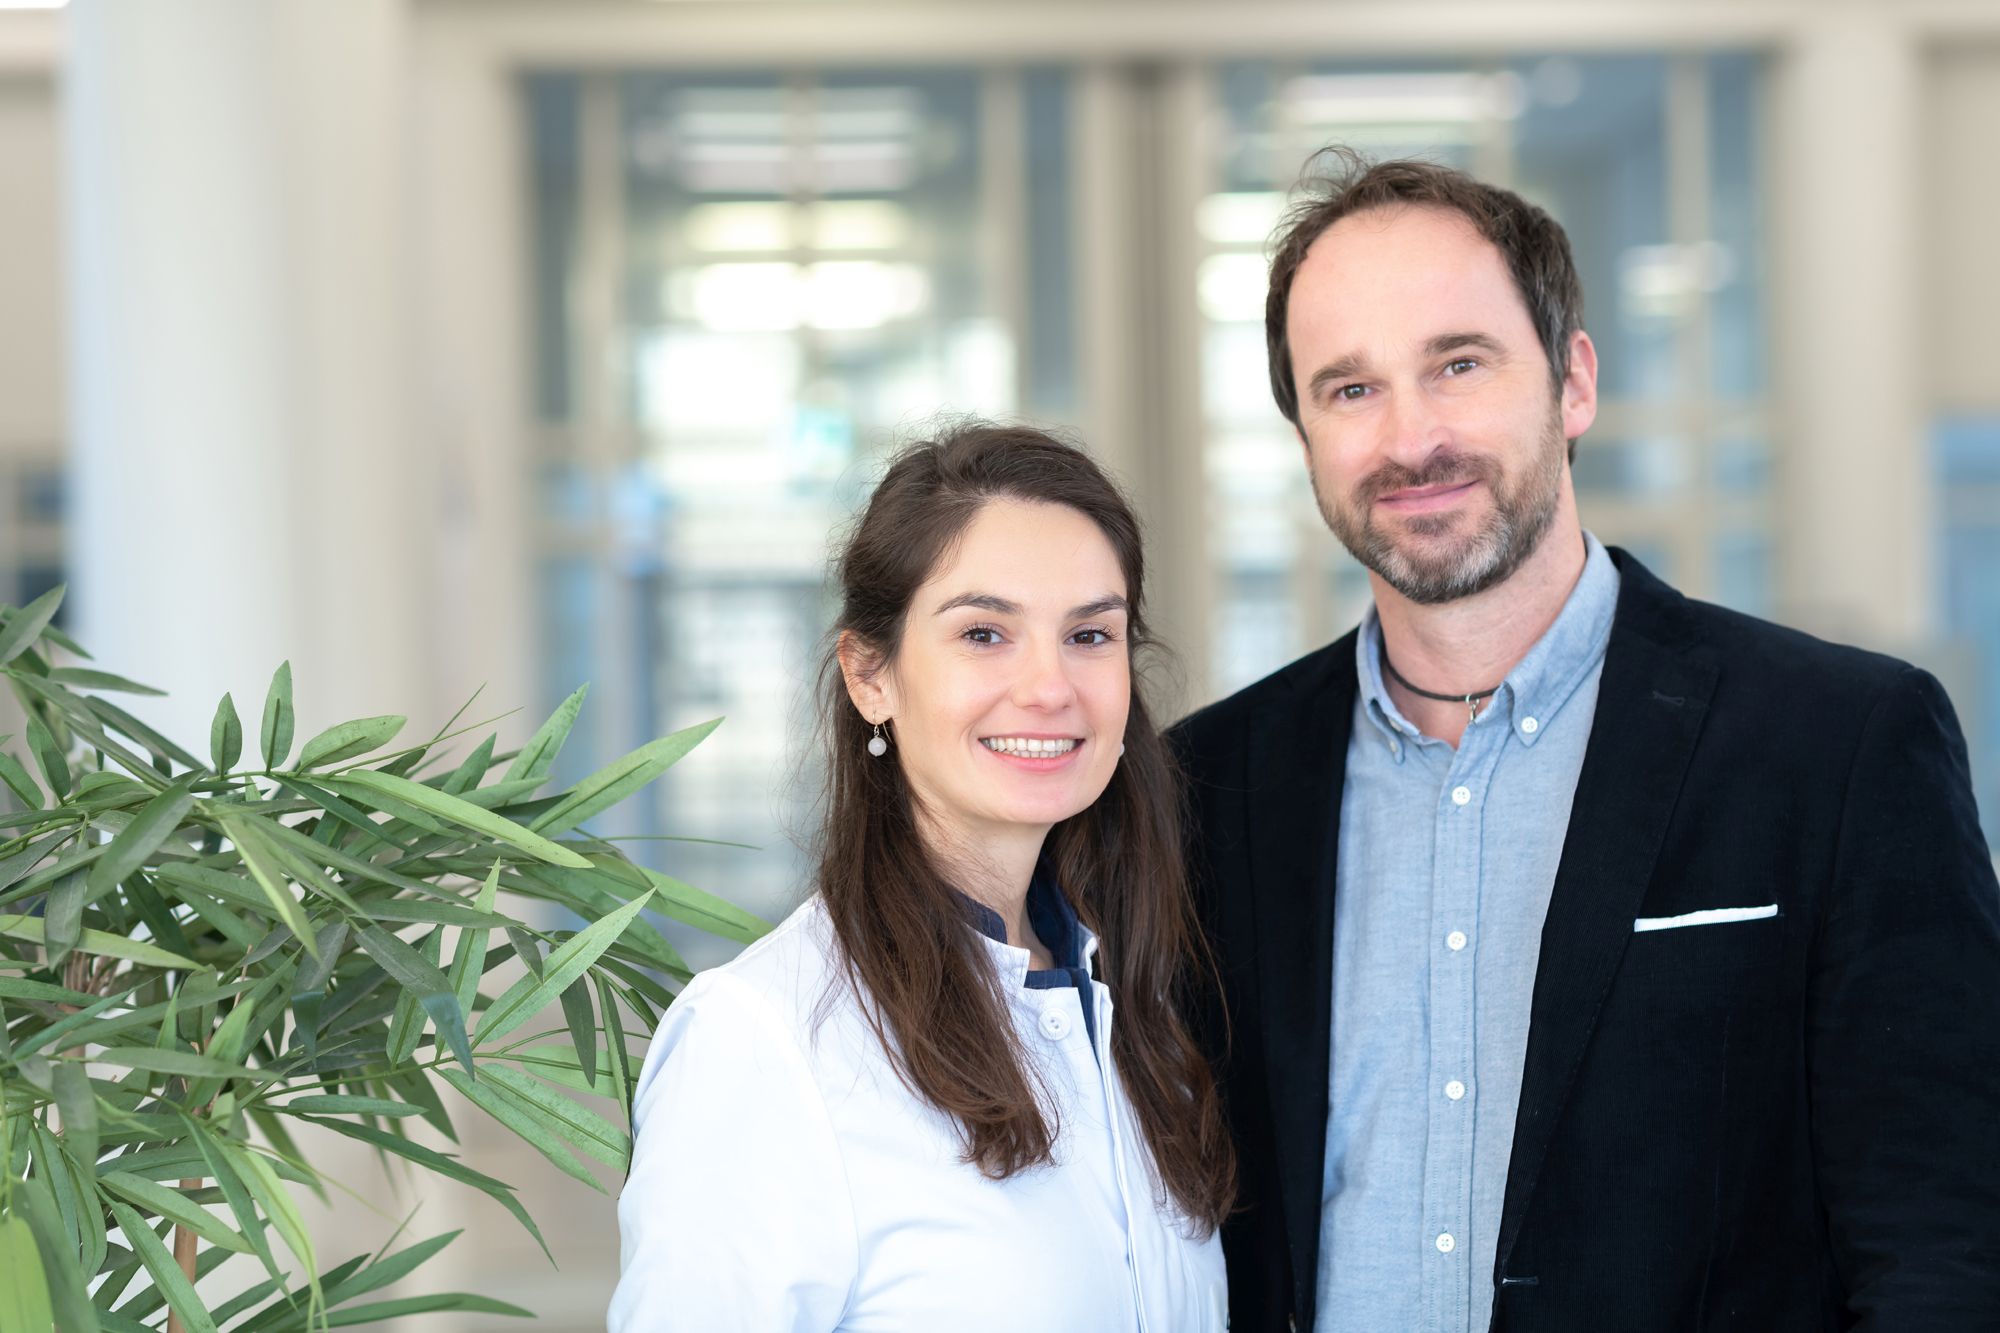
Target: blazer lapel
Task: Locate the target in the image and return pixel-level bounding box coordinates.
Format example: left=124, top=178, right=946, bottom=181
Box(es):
left=1244, top=635, right=1357, bottom=1307
left=1495, top=552, right=1719, bottom=1273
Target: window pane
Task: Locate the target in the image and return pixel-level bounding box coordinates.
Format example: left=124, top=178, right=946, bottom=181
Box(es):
left=1198, top=54, right=1770, bottom=689
left=529, top=69, right=1074, bottom=960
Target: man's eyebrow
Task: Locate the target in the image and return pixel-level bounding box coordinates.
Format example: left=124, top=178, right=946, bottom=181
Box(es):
left=1306, top=353, right=1371, bottom=401
left=1426, top=330, right=1508, bottom=358
left=934, top=592, right=1022, bottom=616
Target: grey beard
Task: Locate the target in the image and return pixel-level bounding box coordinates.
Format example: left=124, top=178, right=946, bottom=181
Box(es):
left=1314, top=410, right=1567, bottom=606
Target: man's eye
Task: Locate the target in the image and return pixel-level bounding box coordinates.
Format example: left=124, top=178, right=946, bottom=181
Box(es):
left=1445, top=357, right=1478, bottom=375
left=1337, top=384, right=1369, bottom=401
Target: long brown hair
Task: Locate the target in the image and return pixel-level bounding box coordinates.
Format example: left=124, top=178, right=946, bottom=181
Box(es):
left=813, top=421, right=1234, bottom=1232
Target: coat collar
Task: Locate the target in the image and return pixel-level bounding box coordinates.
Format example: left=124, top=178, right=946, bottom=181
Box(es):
left=1244, top=632, right=1358, bottom=1323
left=1493, top=547, right=1718, bottom=1276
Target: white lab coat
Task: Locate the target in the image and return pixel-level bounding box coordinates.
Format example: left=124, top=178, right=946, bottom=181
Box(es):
left=608, top=893, right=1226, bottom=1331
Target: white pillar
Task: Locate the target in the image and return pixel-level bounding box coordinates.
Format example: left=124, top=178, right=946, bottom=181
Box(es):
left=1768, top=9, right=1931, bottom=648
left=64, top=0, right=425, bottom=745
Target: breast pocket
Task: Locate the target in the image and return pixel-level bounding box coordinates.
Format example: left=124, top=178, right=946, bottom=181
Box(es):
left=1618, top=906, right=1787, bottom=1003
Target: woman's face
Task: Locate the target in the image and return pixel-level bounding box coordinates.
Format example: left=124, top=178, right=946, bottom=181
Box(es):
left=856, top=498, right=1132, bottom=853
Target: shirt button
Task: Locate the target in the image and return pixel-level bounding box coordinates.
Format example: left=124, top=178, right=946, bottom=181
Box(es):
left=1436, top=1232, right=1456, bottom=1253
left=1446, top=930, right=1468, bottom=952
left=1451, top=785, right=1471, bottom=806
left=1445, top=1079, right=1466, bottom=1101
left=1521, top=716, right=1539, bottom=735
left=1038, top=1009, right=1070, bottom=1041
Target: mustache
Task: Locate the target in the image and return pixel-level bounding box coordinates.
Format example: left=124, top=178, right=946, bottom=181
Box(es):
left=1355, top=451, right=1501, bottom=505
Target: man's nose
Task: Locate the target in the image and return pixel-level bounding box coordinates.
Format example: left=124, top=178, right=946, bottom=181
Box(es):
left=1381, top=382, right=1451, bottom=469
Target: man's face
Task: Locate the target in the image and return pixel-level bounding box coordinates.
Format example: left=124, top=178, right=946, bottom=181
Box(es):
left=1285, top=204, right=1595, bottom=605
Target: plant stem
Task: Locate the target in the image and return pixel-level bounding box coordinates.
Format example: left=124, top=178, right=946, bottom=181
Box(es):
left=167, top=1176, right=199, bottom=1333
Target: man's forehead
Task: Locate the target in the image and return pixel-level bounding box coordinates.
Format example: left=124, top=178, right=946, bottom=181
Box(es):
left=1289, top=205, right=1526, bottom=343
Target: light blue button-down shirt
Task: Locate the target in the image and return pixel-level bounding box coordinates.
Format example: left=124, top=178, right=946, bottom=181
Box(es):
left=1316, top=533, right=1619, bottom=1332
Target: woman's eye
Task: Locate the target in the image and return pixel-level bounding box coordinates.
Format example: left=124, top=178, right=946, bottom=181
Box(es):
left=1070, top=628, right=1117, bottom=647
left=963, top=625, right=1002, bottom=645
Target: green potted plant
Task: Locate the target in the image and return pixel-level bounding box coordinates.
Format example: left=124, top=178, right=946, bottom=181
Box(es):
left=0, top=586, right=765, bottom=1332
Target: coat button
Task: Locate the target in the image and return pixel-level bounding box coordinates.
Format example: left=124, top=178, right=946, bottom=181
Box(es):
left=1038, top=1008, right=1070, bottom=1040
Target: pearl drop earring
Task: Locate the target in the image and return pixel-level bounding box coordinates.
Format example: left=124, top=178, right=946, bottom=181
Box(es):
left=867, top=723, right=889, bottom=757
left=1118, top=743, right=1126, bottom=757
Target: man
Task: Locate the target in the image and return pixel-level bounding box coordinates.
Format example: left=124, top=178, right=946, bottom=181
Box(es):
left=1172, top=152, right=2000, bottom=1331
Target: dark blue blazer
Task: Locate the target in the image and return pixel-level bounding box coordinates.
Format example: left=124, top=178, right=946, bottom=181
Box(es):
left=1171, top=549, right=2000, bottom=1332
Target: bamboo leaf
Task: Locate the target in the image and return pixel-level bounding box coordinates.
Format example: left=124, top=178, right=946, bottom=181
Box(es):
left=25, top=714, right=71, bottom=798
left=83, top=1046, right=276, bottom=1081
left=104, top=1201, right=218, bottom=1333
left=0, top=1214, right=57, bottom=1333
left=210, top=693, right=243, bottom=772
left=357, top=924, right=472, bottom=1074
left=290, top=920, right=349, bottom=1064
left=476, top=890, right=653, bottom=1048
left=558, top=977, right=598, bottom=1085
left=304, top=1117, right=549, bottom=1260
left=441, top=734, right=497, bottom=796
left=482, top=1063, right=629, bottom=1168
left=503, top=684, right=588, bottom=784
left=44, top=870, right=85, bottom=968
left=99, top=1173, right=253, bottom=1254
left=235, top=1149, right=318, bottom=1313
left=383, top=927, right=438, bottom=1068
left=598, top=973, right=634, bottom=1120
left=448, top=860, right=501, bottom=1029
left=12, top=1163, right=101, bottom=1333
left=86, top=778, right=196, bottom=898
left=53, top=1059, right=99, bottom=1168
left=0, top=752, right=41, bottom=808
left=34, top=1122, right=105, bottom=1280
left=635, top=864, right=769, bottom=944
left=45, top=668, right=167, bottom=697
left=437, top=1066, right=602, bottom=1191
left=0, top=914, right=197, bottom=969
left=0, top=583, right=65, bottom=665
left=281, top=1095, right=423, bottom=1118
left=260, top=661, right=295, bottom=770
left=185, top=1119, right=283, bottom=1285
left=296, top=715, right=406, bottom=771
left=320, top=1294, right=533, bottom=1326
left=327, top=769, right=590, bottom=868
left=220, top=817, right=317, bottom=955
left=528, top=717, right=720, bottom=835
left=315, top=1230, right=471, bottom=1307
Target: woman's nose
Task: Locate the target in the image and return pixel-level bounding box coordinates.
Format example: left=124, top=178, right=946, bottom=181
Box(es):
left=1012, top=639, right=1076, bottom=709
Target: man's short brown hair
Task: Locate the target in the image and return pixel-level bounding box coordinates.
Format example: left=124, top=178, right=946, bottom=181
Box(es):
left=1265, top=148, right=1585, bottom=434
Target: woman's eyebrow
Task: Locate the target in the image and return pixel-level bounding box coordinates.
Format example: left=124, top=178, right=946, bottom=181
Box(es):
left=1069, top=595, right=1129, bottom=619
left=932, top=592, right=1129, bottom=618
left=934, top=592, right=1021, bottom=616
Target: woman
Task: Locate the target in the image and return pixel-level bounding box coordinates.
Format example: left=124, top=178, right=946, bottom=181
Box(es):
left=609, top=423, right=1233, bottom=1331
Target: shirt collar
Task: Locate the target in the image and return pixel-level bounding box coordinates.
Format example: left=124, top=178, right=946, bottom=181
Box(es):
left=1355, top=530, right=1621, bottom=757
left=954, top=863, right=1099, bottom=988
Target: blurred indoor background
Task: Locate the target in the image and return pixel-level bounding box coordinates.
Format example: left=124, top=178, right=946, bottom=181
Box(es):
left=2, top=0, right=1997, bottom=1327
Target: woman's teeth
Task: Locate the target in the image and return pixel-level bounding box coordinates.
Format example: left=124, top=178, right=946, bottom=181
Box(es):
left=981, top=737, right=1079, bottom=757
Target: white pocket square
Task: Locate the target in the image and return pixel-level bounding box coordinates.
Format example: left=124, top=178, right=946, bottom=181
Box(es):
left=1632, top=904, right=1778, bottom=933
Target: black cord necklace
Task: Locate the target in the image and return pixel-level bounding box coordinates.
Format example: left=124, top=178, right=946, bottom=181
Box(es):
left=1380, top=642, right=1500, bottom=724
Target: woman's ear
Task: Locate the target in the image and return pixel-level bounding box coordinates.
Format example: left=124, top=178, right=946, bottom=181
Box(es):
left=837, top=630, right=894, bottom=725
